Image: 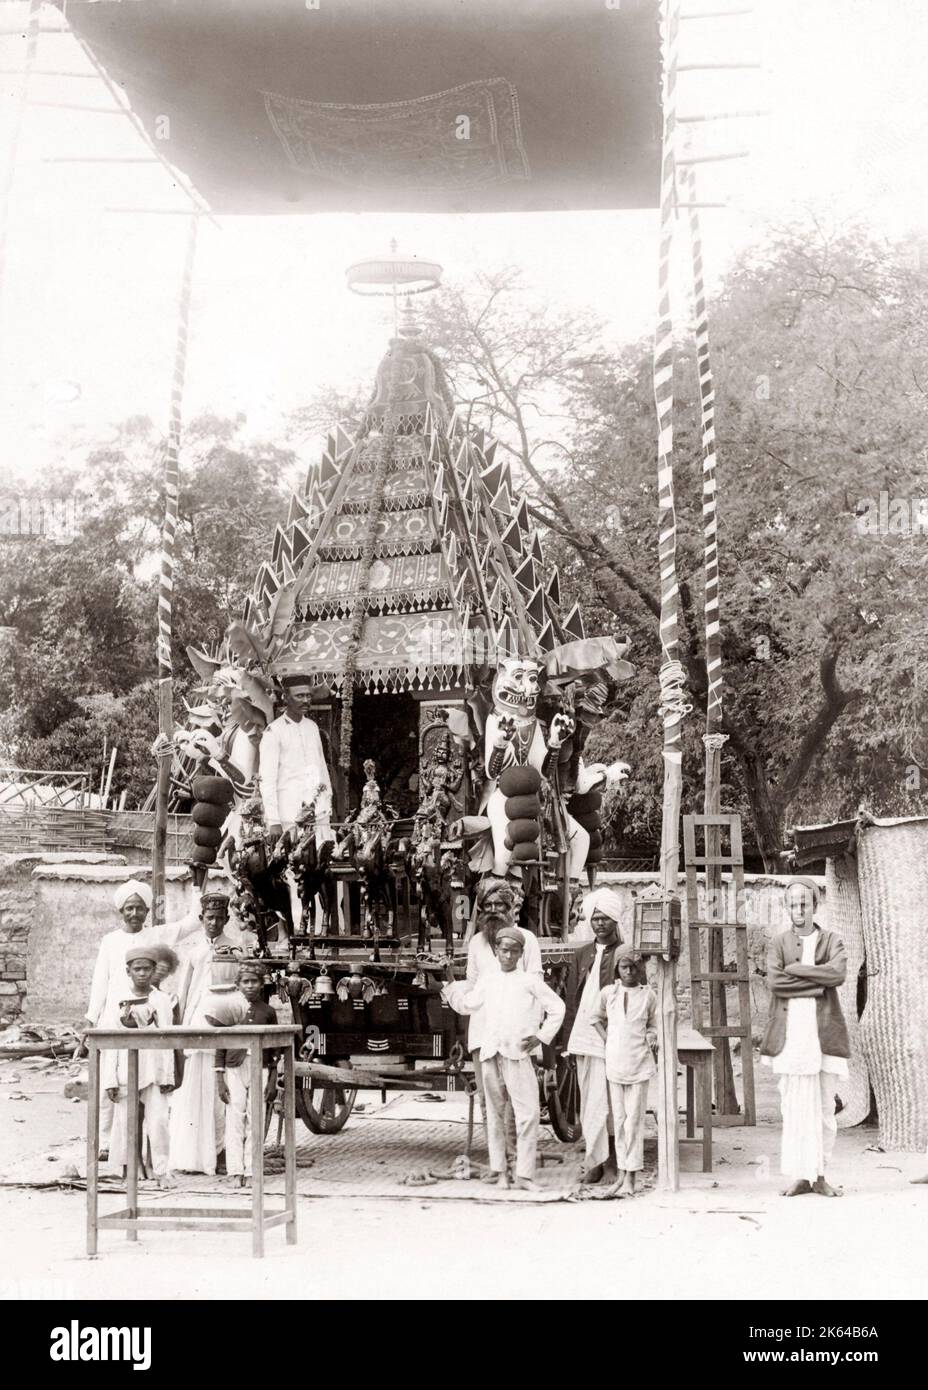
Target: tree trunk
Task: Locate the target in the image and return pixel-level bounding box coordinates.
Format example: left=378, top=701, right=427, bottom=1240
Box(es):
left=731, top=745, right=784, bottom=871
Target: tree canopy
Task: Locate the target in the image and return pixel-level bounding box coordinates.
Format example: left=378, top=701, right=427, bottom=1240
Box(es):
left=0, top=417, right=295, bottom=804
left=2, top=218, right=925, bottom=855
left=410, top=221, right=928, bottom=864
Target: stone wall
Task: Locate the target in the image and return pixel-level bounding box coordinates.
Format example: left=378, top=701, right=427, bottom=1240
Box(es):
left=7, top=857, right=821, bottom=1027
left=0, top=855, right=36, bottom=1022
left=15, top=857, right=235, bottom=1025
left=593, top=871, right=828, bottom=1032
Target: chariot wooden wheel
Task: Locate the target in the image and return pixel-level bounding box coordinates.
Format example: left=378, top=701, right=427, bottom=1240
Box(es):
left=294, top=1062, right=358, bottom=1135
left=544, top=1051, right=583, bottom=1143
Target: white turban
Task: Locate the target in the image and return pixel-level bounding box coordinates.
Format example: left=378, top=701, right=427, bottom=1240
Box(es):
left=581, top=887, right=624, bottom=925
left=113, top=879, right=153, bottom=913
left=569, top=887, right=626, bottom=943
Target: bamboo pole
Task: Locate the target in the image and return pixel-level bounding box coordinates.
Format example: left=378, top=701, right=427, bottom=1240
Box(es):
left=102, top=746, right=118, bottom=809
left=681, top=157, right=739, bottom=1114
left=152, top=212, right=199, bottom=924
left=653, top=0, right=687, bottom=1194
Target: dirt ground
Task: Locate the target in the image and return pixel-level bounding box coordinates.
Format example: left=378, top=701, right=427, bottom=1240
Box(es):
left=1, top=1052, right=926, bottom=1302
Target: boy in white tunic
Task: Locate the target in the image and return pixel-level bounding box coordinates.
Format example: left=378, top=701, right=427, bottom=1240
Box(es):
left=590, top=947, right=657, bottom=1196
left=443, top=927, right=564, bottom=1191
left=101, top=944, right=174, bottom=1184
left=214, top=964, right=279, bottom=1186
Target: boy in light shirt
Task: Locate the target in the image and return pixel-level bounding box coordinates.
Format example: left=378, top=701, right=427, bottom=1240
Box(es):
left=213, top=964, right=279, bottom=1187
left=443, top=927, right=564, bottom=1191
left=101, top=944, right=175, bottom=1185
left=590, top=947, right=657, bottom=1197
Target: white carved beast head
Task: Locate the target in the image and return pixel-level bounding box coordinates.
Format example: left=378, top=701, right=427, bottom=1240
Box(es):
left=491, top=657, right=541, bottom=719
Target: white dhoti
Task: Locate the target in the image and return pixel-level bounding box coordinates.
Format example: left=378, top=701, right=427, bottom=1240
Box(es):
left=109, top=1083, right=171, bottom=1177
left=225, top=1065, right=268, bottom=1176
left=608, top=1079, right=649, bottom=1173
left=778, top=1070, right=840, bottom=1183
left=767, top=931, right=846, bottom=1184
left=168, top=1051, right=225, bottom=1175
left=481, top=1054, right=540, bottom=1180
left=576, top=1055, right=612, bottom=1167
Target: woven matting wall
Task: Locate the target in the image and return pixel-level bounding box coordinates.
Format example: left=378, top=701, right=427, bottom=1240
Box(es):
left=857, top=822, right=928, bottom=1150
left=826, top=854, right=870, bottom=1128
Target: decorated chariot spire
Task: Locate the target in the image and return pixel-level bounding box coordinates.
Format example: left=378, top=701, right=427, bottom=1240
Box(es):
left=234, top=247, right=577, bottom=702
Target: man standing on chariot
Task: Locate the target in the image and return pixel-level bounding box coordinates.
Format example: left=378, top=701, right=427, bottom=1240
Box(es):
left=259, top=675, right=333, bottom=845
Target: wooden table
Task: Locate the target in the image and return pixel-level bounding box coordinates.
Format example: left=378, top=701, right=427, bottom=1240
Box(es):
left=85, top=1024, right=299, bottom=1258
left=677, top=1026, right=715, bottom=1173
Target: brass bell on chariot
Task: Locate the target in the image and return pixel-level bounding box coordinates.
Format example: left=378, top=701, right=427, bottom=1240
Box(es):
left=314, top=967, right=334, bottom=998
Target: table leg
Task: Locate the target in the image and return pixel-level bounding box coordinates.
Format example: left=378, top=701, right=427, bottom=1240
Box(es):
left=284, top=1044, right=297, bottom=1246
left=685, top=1064, right=695, bottom=1139
left=126, top=1048, right=139, bottom=1241
left=86, top=1043, right=100, bottom=1257
left=700, top=1060, right=713, bottom=1173
left=251, top=1039, right=265, bottom=1258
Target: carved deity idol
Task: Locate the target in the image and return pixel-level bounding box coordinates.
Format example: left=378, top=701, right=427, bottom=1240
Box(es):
left=481, top=656, right=585, bottom=880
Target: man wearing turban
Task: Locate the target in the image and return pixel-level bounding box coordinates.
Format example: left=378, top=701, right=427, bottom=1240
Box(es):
left=82, top=879, right=157, bottom=1160
left=564, top=887, right=626, bottom=1183
left=168, top=893, right=240, bottom=1176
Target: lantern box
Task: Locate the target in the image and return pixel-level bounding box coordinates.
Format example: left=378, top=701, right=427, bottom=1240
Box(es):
left=631, top=885, right=682, bottom=959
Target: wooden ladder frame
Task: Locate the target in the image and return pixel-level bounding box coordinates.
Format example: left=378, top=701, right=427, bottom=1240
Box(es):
left=682, top=812, right=755, bottom=1126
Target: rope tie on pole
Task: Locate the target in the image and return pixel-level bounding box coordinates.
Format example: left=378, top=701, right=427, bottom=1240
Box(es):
left=702, top=732, right=729, bottom=751
left=658, top=659, right=693, bottom=728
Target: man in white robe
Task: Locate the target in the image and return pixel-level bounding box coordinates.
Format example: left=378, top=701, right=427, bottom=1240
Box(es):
left=167, top=894, right=239, bottom=1174
left=761, top=878, right=850, bottom=1197
left=260, top=675, right=334, bottom=932
left=161, top=892, right=239, bottom=1022
left=259, top=676, right=332, bottom=842
left=565, top=887, right=625, bottom=1183
left=83, top=879, right=157, bottom=1155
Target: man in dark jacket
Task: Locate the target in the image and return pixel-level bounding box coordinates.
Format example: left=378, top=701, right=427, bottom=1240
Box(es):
left=761, top=877, right=849, bottom=1198
left=564, top=888, right=626, bottom=1183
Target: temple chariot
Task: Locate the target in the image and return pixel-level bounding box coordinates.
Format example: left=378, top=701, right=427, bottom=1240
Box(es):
left=169, top=248, right=634, bottom=1139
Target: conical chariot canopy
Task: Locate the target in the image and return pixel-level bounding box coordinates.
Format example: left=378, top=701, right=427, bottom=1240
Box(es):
left=247, top=306, right=574, bottom=692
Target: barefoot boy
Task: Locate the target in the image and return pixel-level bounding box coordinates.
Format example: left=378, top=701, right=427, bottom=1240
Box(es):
left=590, top=947, right=657, bottom=1196
left=442, top=926, right=564, bottom=1191
left=213, top=964, right=279, bottom=1186
left=101, top=943, right=175, bottom=1183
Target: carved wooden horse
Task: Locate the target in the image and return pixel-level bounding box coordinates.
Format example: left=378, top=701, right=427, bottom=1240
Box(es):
left=351, top=818, right=398, bottom=941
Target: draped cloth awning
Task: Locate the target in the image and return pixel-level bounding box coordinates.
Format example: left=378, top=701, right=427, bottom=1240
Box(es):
left=56, top=0, right=661, bottom=213
left=275, top=611, right=467, bottom=690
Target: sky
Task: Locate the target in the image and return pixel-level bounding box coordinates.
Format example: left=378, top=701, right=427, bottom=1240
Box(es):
left=1, top=0, right=927, bottom=484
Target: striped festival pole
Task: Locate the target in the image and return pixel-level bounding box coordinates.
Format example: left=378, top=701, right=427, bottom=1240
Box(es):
left=152, top=211, right=200, bottom=924
left=653, top=0, right=688, bottom=1192
left=681, top=158, right=724, bottom=737
left=681, top=155, right=738, bottom=1114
